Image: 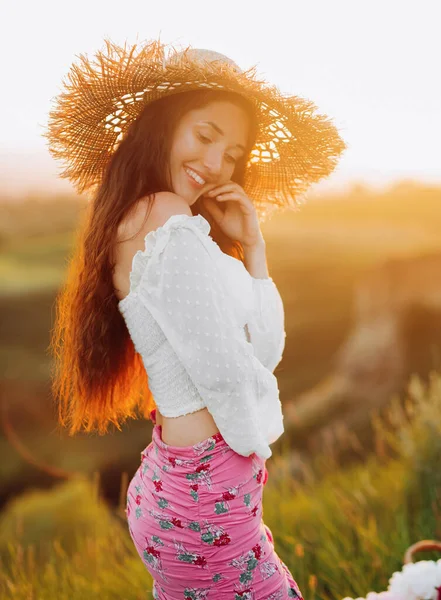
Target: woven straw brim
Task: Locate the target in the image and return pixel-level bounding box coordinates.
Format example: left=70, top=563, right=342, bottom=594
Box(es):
left=44, top=38, right=347, bottom=221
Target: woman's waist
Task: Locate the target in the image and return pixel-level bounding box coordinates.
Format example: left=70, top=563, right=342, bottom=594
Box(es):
left=156, top=406, right=220, bottom=447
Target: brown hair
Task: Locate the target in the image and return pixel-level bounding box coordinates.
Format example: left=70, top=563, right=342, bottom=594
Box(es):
left=50, top=89, right=259, bottom=436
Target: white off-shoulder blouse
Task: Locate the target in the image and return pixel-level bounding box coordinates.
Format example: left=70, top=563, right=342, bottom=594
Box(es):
left=117, top=213, right=286, bottom=459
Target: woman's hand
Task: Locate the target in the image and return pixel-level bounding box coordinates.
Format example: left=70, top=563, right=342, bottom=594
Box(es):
left=201, top=181, right=264, bottom=248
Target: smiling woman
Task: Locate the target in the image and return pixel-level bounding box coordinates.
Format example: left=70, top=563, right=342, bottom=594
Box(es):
left=170, top=100, right=250, bottom=197
left=45, top=37, right=345, bottom=599
left=168, top=100, right=250, bottom=199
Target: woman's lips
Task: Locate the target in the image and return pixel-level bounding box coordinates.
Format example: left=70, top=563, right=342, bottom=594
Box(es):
left=184, top=167, right=205, bottom=188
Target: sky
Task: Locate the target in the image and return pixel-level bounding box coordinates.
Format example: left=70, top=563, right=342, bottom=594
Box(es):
left=1, top=0, right=440, bottom=196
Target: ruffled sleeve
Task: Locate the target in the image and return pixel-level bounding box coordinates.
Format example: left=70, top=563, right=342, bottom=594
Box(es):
left=245, top=277, right=286, bottom=373
left=126, top=214, right=284, bottom=459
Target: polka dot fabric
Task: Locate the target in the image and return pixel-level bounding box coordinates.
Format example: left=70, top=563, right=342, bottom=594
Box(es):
left=246, top=277, right=286, bottom=374
left=118, top=214, right=286, bottom=459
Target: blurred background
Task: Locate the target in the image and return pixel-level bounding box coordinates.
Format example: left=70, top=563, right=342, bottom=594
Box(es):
left=1, top=1, right=440, bottom=598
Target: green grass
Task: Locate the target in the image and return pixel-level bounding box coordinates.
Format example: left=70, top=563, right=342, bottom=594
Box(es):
left=0, top=231, right=74, bottom=295
left=1, top=373, right=440, bottom=599
left=0, top=478, right=153, bottom=599
left=1, top=184, right=441, bottom=598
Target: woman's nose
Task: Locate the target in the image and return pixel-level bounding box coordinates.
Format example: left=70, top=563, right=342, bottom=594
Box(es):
left=203, top=148, right=223, bottom=177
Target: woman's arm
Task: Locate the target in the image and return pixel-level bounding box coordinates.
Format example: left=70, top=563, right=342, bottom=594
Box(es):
left=242, top=241, right=286, bottom=373
left=243, top=241, right=269, bottom=279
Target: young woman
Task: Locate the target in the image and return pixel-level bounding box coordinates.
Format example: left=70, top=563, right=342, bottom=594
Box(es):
left=46, top=39, right=346, bottom=599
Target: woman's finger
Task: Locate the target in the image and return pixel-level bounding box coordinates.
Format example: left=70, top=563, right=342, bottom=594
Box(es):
left=216, top=192, right=255, bottom=214
left=215, top=192, right=241, bottom=201
left=202, top=197, right=225, bottom=221
left=206, top=183, right=241, bottom=197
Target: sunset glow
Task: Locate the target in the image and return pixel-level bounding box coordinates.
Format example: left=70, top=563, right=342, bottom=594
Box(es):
left=1, top=0, right=440, bottom=196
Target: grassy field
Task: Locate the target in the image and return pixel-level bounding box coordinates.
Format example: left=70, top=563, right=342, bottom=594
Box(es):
left=1, top=182, right=441, bottom=598
left=2, top=183, right=441, bottom=480
left=1, top=371, right=440, bottom=599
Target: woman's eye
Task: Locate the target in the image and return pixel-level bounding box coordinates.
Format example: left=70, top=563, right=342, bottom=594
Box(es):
left=198, top=133, right=211, bottom=143
left=197, top=132, right=237, bottom=164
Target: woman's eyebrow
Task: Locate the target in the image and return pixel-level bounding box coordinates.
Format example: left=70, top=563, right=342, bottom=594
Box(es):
left=200, top=120, right=246, bottom=151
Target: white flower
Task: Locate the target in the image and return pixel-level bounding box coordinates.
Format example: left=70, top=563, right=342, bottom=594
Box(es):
left=342, top=592, right=403, bottom=600
left=388, top=559, right=441, bottom=600
left=341, top=558, right=441, bottom=600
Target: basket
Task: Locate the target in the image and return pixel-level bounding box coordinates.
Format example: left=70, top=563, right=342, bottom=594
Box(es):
left=404, top=539, right=441, bottom=564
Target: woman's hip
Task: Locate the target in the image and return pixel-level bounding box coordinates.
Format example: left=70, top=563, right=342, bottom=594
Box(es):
left=125, top=424, right=268, bottom=545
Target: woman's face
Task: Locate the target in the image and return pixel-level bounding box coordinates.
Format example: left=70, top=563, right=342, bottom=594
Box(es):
left=168, top=100, right=249, bottom=205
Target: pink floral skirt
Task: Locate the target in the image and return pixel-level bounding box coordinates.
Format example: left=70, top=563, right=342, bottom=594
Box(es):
left=126, top=416, right=303, bottom=599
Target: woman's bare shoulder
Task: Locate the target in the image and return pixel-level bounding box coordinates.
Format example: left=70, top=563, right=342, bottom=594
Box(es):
left=113, top=193, right=193, bottom=300
left=118, top=192, right=192, bottom=243
left=146, top=191, right=193, bottom=228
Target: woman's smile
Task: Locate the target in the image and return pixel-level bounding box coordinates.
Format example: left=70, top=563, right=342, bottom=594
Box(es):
left=184, top=165, right=206, bottom=188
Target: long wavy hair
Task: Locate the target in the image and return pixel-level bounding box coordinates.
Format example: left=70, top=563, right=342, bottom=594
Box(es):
left=50, top=88, right=259, bottom=435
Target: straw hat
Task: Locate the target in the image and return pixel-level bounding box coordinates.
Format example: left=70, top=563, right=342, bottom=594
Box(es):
left=44, top=38, right=347, bottom=221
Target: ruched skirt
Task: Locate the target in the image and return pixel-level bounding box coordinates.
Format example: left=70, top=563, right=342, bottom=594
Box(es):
left=126, top=416, right=303, bottom=599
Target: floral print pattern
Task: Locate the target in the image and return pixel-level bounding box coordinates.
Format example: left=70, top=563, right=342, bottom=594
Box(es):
left=126, top=424, right=303, bottom=599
